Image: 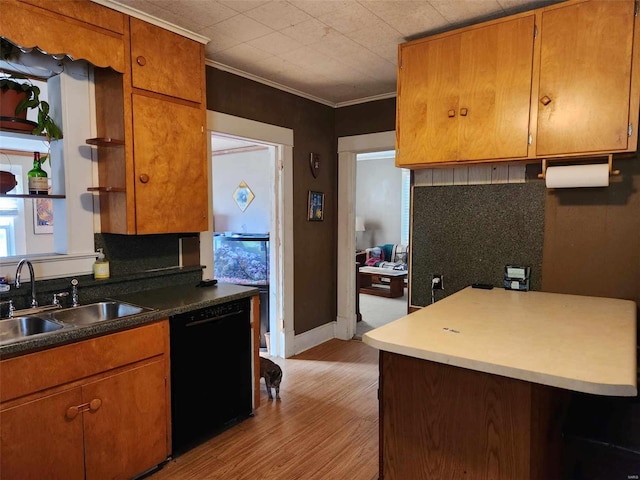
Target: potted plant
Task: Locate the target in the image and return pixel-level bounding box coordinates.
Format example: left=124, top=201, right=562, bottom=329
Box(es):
left=0, top=75, right=63, bottom=143
left=0, top=38, right=63, bottom=143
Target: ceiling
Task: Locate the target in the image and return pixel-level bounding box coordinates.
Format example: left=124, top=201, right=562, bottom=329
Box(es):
left=106, top=0, right=560, bottom=107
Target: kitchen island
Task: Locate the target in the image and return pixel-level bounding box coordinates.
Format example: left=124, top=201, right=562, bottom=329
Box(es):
left=363, top=287, right=637, bottom=480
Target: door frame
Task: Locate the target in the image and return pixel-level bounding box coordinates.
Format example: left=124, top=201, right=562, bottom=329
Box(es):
left=336, top=131, right=396, bottom=340
left=204, top=111, right=295, bottom=358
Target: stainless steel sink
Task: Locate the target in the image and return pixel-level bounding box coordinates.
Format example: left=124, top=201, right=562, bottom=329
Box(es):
left=0, top=316, right=65, bottom=345
left=50, top=301, right=152, bottom=325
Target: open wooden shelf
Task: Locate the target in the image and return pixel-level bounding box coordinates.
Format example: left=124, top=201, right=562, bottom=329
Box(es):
left=87, top=186, right=126, bottom=193
left=0, top=194, right=65, bottom=198
left=86, top=137, right=125, bottom=146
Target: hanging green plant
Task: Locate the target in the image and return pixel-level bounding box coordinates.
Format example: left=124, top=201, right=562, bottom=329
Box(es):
left=0, top=75, right=63, bottom=143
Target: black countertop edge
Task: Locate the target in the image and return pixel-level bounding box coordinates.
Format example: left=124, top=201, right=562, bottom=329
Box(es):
left=0, top=282, right=259, bottom=359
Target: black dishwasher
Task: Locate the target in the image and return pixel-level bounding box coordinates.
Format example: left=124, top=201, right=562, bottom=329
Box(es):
left=169, top=298, right=253, bottom=456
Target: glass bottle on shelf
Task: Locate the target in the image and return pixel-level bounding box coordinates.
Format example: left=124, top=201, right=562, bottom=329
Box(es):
left=27, top=152, right=48, bottom=195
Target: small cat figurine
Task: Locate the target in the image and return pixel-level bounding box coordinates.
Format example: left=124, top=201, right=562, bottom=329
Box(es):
left=260, top=356, right=282, bottom=401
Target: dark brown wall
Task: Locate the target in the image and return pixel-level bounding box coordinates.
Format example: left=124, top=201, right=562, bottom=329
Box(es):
left=542, top=155, right=640, bottom=307
left=206, top=67, right=336, bottom=335
left=335, top=98, right=396, bottom=137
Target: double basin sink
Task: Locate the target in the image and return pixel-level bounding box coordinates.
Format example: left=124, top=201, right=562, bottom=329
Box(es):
left=0, top=301, right=153, bottom=346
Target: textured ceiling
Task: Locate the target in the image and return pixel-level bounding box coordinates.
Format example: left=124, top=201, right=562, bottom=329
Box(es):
left=107, top=0, right=561, bottom=106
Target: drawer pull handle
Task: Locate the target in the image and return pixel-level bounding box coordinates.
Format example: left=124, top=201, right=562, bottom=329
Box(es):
left=65, top=398, right=102, bottom=419
left=136, top=56, right=147, bottom=66
left=139, top=174, right=150, bottom=184
left=540, top=95, right=552, bottom=106
left=89, top=398, right=102, bottom=412
left=448, top=109, right=456, bottom=118
left=460, top=108, right=468, bottom=117
left=66, top=405, right=79, bottom=419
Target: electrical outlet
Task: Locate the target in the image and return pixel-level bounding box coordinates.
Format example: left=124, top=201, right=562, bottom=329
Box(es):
left=432, top=274, right=443, bottom=290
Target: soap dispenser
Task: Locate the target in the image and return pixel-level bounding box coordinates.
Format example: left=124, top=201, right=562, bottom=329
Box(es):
left=94, top=248, right=110, bottom=279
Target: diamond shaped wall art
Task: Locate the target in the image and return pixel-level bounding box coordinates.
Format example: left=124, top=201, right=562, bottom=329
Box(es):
left=233, top=181, right=255, bottom=212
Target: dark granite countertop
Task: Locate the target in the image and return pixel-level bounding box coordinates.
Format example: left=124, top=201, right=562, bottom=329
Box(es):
left=0, top=283, right=259, bottom=359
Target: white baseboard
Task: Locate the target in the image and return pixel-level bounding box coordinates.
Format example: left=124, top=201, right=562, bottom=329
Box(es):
left=294, top=321, right=336, bottom=355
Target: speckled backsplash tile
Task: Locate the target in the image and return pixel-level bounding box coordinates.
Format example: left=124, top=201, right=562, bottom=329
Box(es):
left=411, top=181, right=545, bottom=306
left=95, top=233, right=198, bottom=275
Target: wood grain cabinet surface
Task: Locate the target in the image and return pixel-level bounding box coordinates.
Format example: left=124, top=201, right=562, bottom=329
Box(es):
left=130, top=17, right=203, bottom=103
left=92, top=18, right=208, bottom=234
left=534, top=0, right=638, bottom=156
left=0, top=0, right=126, bottom=72
left=396, top=0, right=640, bottom=168
left=0, top=321, right=170, bottom=480
left=132, top=94, right=208, bottom=234
left=397, top=15, right=535, bottom=166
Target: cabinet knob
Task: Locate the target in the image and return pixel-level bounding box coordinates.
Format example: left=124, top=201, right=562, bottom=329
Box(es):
left=89, top=398, right=102, bottom=412
left=448, top=109, right=456, bottom=118
left=139, top=174, right=150, bottom=184
left=66, top=405, right=80, bottom=419
left=460, top=108, right=468, bottom=117
left=136, top=56, right=147, bottom=66
left=540, top=95, right=552, bottom=106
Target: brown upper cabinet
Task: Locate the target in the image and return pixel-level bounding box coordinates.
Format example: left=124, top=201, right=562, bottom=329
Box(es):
left=92, top=17, right=208, bottom=234
left=130, top=17, right=203, bottom=103
left=396, top=0, right=640, bottom=168
left=397, top=15, right=535, bottom=166
left=535, top=0, right=638, bottom=156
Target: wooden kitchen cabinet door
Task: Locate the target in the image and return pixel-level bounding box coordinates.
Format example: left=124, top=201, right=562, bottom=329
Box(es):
left=397, top=34, right=460, bottom=166
left=397, top=15, right=534, bottom=166
left=132, top=93, right=208, bottom=234
left=0, top=389, right=85, bottom=480
left=536, top=0, right=636, bottom=156
left=130, top=17, right=203, bottom=103
left=83, top=360, right=168, bottom=480
left=458, top=15, right=534, bottom=161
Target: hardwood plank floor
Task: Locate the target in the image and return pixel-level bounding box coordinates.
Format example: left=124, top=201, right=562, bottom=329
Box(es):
left=148, top=339, right=379, bottom=480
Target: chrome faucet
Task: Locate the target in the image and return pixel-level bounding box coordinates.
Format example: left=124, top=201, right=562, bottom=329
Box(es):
left=15, top=259, right=38, bottom=308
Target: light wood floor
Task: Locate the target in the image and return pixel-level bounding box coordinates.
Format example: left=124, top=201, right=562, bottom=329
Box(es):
left=148, top=339, right=380, bottom=480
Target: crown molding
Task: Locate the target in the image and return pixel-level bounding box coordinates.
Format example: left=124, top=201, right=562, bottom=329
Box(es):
left=93, top=0, right=210, bottom=44
left=335, top=92, right=396, bottom=108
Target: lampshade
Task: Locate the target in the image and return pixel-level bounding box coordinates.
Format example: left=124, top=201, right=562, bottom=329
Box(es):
left=355, top=216, right=365, bottom=232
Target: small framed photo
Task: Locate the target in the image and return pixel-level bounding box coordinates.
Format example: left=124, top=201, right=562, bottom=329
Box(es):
left=33, top=197, right=53, bottom=234
left=307, top=191, right=324, bottom=221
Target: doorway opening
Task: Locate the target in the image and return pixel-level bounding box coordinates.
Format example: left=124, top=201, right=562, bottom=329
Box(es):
left=336, top=131, right=396, bottom=341
left=205, top=111, right=295, bottom=358
left=353, top=150, right=410, bottom=339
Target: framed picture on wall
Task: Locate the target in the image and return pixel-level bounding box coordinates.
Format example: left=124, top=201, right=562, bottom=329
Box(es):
left=308, top=191, right=324, bottom=221
left=33, top=196, right=53, bottom=234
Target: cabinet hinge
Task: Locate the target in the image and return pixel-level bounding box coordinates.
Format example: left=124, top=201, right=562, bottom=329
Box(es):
left=629, top=124, right=633, bottom=137
left=534, top=24, right=538, bottom=39
left=635, top=0, right=639, bottom=16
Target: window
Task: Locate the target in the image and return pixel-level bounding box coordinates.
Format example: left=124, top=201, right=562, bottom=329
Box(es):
left=401, top=168, right=410, bottom=246
left=0, top=164, right=25, bottom=257
left=0, top=61, right=97, bottom=279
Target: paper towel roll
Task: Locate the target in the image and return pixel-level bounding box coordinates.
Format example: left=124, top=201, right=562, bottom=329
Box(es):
left=545, top=163, right=610, bottom=188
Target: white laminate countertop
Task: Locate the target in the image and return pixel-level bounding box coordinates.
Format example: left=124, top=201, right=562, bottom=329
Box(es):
left=363, top=287, right=637, bottom=396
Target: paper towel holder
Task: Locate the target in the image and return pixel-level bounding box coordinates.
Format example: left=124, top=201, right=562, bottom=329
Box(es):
left=537, top=154, right=620, bottom=180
